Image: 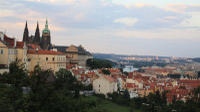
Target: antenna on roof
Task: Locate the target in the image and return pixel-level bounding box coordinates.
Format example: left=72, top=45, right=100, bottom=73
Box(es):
left=4, top=29, right=7, bottom=34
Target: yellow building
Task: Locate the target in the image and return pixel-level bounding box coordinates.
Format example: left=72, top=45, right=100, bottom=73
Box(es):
left=0, top=39, right=8, bottom=66
left=0, top=32, right=27, bottom=70
left=27, top=49, right=66, bottom=72
left=16, top=42, right=28, bottom=68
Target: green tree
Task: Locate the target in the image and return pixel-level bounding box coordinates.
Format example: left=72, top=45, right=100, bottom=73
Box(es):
left=86, top=58, right=115, bottom=69
left=0, top=59, right=29, bottom=87
left=0, top=60, right=29, bottom=112
left=102, top=69, right=111, bottom=75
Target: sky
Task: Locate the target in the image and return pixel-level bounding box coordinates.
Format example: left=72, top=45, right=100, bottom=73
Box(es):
left=0, top=0, right=200, bottom=57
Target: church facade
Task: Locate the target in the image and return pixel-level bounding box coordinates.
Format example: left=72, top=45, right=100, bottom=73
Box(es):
left=22, top=20, right=51, bottom=50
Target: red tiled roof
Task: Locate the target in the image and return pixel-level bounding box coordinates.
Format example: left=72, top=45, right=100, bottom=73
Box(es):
left=179, top=80, right=200, bottom=89
left=126, top=83, right=137, bottom=88
left=16, top=41, right=24, bottom=48
left=27, top=44, right=41, bottom=50
left=108, top=68, right=120, bottom=73
left=27, top=49, right=64, bottom=55
left=4, top=34, right=15, bottom=47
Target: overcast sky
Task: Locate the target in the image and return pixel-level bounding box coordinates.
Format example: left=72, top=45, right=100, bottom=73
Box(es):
left=1, top=0, right=200, bottom=57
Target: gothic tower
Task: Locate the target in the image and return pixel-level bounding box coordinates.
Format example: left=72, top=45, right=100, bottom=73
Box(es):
left=22, top=21, right=29, bottom=43
left=33, top=22, right=40, bottom=45
left=41, top=19, right=51, bottom=50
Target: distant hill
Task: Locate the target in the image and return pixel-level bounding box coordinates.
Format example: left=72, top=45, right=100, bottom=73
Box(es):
left=92, top=53, right=171, bottom=61
left=192, top=58, right=200, bottom=63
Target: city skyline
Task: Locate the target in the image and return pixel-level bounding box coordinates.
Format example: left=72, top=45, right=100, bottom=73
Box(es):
left=1, top=0, right=200, bottom=57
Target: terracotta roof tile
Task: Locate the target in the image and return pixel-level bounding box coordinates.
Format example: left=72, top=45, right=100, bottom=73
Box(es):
left=27, top=49, right=64, bottom=55
left=16, top=41, right=24, bottom=48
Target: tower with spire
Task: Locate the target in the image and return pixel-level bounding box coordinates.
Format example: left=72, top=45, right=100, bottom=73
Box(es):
left=22, top=21, right=29, bottom=43
left=22, top=19, right=51, bottom=50
left=41, top=19, right=51, bottom=50
left=33, top=22, right=40, bottom=45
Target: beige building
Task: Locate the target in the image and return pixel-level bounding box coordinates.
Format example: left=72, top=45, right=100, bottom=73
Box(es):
left=0, top=38, right=8, bottom=66
left=0, top=32, right=28, bottom=71
left=27, top=49, right=66, bottom=72
left=53, top=45, right=93, bottom=67
left=93, top=75, right=118, bottom=95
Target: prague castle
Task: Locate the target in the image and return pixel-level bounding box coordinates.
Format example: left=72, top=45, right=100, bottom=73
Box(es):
left=0, top=20, right=93, bottom=73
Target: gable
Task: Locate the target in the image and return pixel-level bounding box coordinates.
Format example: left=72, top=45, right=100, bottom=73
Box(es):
left=66, top=45, right=78, bottom=52
left=0, top=41, right=7, bottom=48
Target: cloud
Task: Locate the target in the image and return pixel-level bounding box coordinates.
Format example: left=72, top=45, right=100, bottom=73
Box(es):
left=1, top=0, right=200, bottom=57
left=112, top=28, right=200, bottom=40
left=166, top=4, right=200, bottom=13
left=0, top=10, right=15, bottom=18
left=114, top=17, right=138, bottom=26
left=180, top=12, right=200, bottom=27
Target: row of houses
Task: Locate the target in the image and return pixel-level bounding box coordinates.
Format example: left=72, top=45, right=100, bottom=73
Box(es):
left=69, top=67, right=200, bottom=103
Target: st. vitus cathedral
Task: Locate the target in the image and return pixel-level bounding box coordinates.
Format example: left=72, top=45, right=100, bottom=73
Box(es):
left=22, top=19, right=51, bottom=50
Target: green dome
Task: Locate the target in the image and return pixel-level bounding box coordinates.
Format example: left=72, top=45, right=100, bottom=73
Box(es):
left=42, top=19, right=50, bottom=34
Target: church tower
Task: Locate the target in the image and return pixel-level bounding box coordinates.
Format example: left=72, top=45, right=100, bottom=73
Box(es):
left=22, top=21, right=29, bottom=43
left=33, top=22, right=41, bottom=45
left=41, top=19, right=51, bottom=50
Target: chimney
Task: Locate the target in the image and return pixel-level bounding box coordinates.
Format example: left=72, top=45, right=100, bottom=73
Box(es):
left=0, top=31, right=4, bottom=41
left=13, top=37, right=16, bottom=47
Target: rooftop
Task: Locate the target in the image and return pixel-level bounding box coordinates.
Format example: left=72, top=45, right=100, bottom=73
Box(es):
left=27, top=49, right=64, bottom=55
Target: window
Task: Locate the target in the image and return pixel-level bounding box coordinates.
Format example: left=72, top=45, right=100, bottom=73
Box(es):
left=52, top=57, right=55, bottom=61
left=46, top=57, right=48, bottom=61
left=0, top=49, right=3, bottom=54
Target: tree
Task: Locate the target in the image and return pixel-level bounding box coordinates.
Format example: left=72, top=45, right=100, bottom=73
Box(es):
left=0, top=60, right=29, bottom=112
left=102, top=69, right=110, bottom=75
left=0, top=59, right=29, bottom=87
left=86, top=58, right=115, bottom=69
left=55, top=68, right=77, bottom=90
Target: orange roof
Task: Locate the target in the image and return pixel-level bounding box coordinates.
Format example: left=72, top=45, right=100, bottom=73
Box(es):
left=126, top=83, right=137, bottom=88
left=108, top=68, right=120, bottom=73
left=27, top=44, right=41, bottom=50
left=27, top=49, right=64, bottom=55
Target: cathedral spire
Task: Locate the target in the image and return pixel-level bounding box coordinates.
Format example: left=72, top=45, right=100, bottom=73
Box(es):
left=33, top=21, right=40, bottom=45
left=23, top=21, right=29, bottom=43
left=43, top=19, right=50, bottom=34
left=45, top=19, right=48, bottom=29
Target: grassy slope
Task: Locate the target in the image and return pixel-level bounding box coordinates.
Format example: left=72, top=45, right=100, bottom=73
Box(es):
left=87, top=96, right=142, bottom=112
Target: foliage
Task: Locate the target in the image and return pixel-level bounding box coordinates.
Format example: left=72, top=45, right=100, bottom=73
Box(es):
left=102, top=69, right=111, bottom=75
left=107, top=90, right=130, bottom=106
left=167, top=74, right=181, bottom=79
left=130, top=89, right=200, bottom=112
left=0, top=60, right=29, bottom=87
left=192, top=58, right=200, bottom=63
left=123, top=72, right=128, bottom=76
left=86, top=58, right=116, bottom=69
left=0, top=61, right=96, bottom=112
left=88, top=96, right=142, bottom=112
